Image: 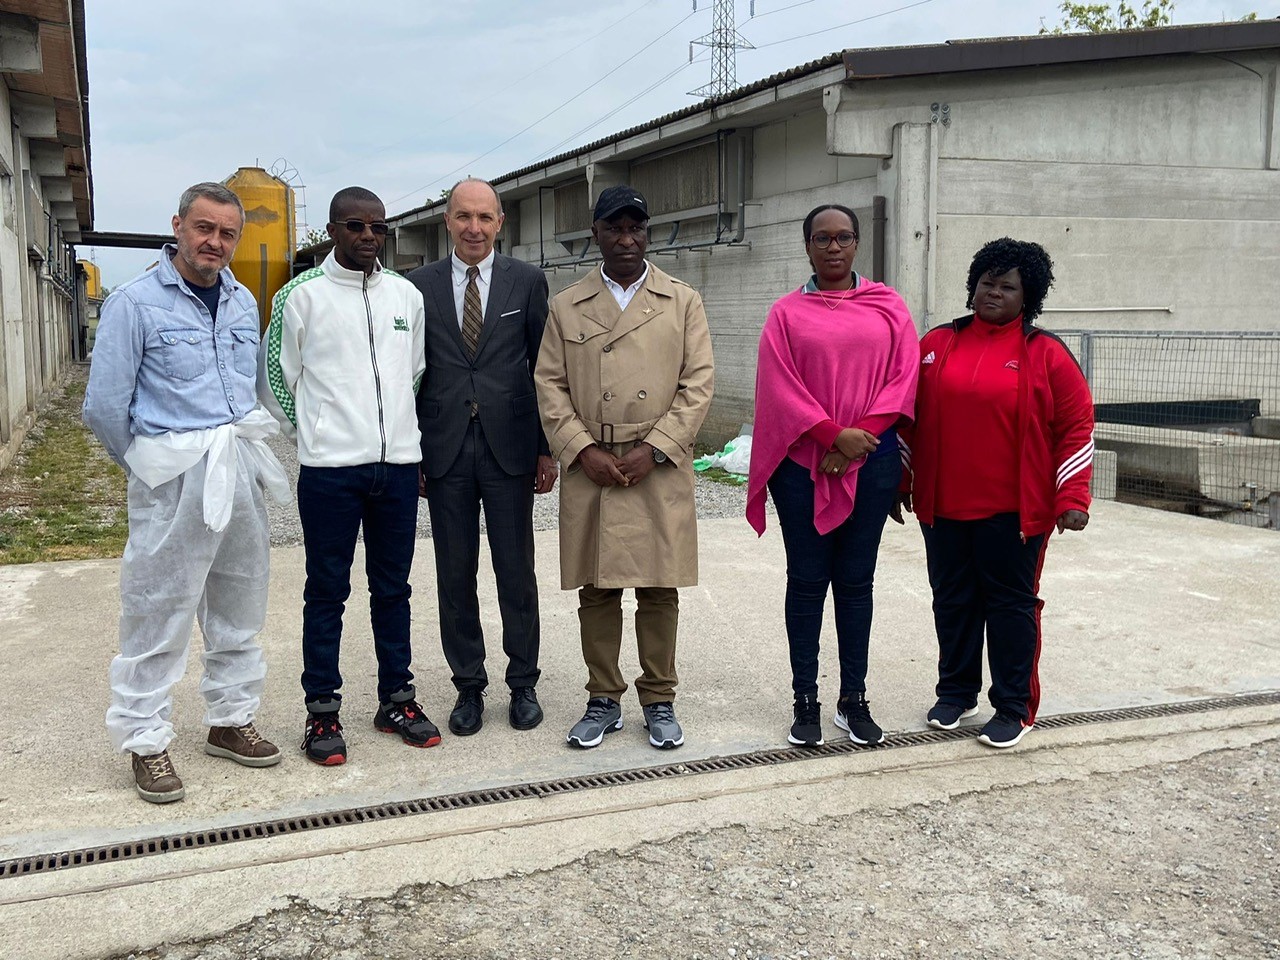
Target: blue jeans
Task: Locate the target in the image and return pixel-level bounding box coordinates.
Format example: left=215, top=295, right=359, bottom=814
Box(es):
left=768, top=447, right=900, bottom=699
left=297, top=462, right=419, bottom=707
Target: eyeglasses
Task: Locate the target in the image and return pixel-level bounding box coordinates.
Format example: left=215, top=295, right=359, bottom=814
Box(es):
left=808, top=231, right=857, bottom=249
left=342, top=219, right=390, bottom=236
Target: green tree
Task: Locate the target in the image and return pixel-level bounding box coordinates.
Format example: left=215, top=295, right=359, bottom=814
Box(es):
left=298, top=227, right=329, bottom=251
left=1041, top=0, right=1174, bottom=33
left=1041, top=0, right=1256, bottom=33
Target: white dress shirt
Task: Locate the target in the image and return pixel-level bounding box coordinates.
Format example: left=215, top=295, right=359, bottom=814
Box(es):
left=600, top=261, right=649, bottom=311
left=451, top=249, right=496, bottom=330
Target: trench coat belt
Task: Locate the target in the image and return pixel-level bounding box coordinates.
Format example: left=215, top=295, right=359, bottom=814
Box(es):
left=580, top=415, right=662, bottom=449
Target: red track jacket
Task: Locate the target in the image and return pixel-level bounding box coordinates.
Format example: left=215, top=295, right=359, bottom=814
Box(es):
left=901, top=315, right=1095, bottom=539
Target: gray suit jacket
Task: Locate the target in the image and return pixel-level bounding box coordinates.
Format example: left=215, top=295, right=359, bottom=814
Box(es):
left=407, top=253, right=550, bottom=478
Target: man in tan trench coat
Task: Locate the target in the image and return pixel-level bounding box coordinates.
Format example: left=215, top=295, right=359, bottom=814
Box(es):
left=535, top=185, right=714, bottom=751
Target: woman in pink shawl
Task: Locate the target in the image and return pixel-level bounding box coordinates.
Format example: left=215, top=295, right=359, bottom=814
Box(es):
left=747, top=204, right=918, bottom=749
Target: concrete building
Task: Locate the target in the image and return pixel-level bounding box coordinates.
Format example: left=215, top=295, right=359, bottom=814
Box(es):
left=0, top=0, right=93, bottom=472
left=384, top=21, right=1280, bottom=443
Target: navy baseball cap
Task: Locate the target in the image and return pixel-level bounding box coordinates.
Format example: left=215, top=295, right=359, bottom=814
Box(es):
left=593, top=185, right=649, bottom=223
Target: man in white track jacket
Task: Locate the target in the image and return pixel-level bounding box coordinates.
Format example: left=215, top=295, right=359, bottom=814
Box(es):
left=260, top=186, right=433, bottom=765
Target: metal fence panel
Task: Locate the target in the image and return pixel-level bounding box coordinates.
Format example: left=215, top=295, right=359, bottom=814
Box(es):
left=1058, top=330, right=1280, bottom=529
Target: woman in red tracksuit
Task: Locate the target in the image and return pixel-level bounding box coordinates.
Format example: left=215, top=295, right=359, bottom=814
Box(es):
left=899, top=238, right=1094, bottom=748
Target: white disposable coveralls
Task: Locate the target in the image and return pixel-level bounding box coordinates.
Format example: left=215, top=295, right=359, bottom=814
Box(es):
left=106, top=408, right=290, bottom=755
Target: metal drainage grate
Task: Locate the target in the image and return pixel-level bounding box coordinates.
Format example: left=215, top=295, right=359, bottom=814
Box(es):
left=3, top=690, right=1276, bottom=881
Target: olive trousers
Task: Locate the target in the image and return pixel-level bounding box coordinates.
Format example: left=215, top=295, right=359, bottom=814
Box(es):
left=577, top=586, right=679, bottom=706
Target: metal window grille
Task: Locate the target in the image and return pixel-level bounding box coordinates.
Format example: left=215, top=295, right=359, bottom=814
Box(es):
left=1058, top=330, right=1280, bottom=530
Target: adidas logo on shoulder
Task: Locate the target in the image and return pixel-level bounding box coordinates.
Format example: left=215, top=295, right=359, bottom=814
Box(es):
left=922, top=351, right=936, bottom=365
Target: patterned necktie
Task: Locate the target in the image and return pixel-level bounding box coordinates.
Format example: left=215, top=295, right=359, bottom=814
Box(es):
left=462, top=265, right=483, bottom=358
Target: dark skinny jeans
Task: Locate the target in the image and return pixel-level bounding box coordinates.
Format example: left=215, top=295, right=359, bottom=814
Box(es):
left=767, top=442, right=899, bottom=700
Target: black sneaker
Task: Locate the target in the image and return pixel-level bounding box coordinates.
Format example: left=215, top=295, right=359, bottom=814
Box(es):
left=926, top=701, right=980, bottom=731
left=834, top=693, right=884, bottom=746
left=302, top=713, right=347, bottom=765
left=375, top=699, right=442, bottom=748
left=788, top=693, right=824, bottom=747
left=977, top=712, right=1030, bottom=749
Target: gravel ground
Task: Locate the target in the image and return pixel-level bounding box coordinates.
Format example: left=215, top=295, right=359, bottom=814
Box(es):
left=263, top=433, right=754, bottom=547
left=107, top=737, right=1279, bottom=960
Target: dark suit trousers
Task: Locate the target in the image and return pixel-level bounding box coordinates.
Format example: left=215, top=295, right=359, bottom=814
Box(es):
left=424, top=420, right=540, bottom=691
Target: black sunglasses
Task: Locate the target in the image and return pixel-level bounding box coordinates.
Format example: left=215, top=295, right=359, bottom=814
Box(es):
left=342, top=219, right=389, bottom=236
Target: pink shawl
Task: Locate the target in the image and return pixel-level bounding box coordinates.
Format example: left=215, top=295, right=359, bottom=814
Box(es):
left=746, top=280, right=919, bottom=535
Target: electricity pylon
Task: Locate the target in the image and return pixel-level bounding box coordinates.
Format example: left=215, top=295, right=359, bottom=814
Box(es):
left=689, top=0, right=754, bottom=99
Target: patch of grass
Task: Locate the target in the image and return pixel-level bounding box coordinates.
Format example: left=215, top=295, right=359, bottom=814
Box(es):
left=0, top=373, right=128, bottom=564
left=697, top=466, right=747, bottom=486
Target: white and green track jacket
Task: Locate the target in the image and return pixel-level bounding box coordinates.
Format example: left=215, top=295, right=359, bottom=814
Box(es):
left=258, top=251, right=426, bottom=467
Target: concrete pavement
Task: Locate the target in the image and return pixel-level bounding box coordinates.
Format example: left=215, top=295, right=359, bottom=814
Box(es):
left=0, top=501, right=1277, bottom=958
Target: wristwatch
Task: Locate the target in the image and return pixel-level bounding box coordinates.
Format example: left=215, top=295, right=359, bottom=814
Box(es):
left=651, top=445, right=668, bottom=464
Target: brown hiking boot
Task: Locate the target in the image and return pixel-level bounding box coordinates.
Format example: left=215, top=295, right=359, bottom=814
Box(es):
left=205, top=723, right=282, bottom=768
left=131, top=750, right=185, bottom=804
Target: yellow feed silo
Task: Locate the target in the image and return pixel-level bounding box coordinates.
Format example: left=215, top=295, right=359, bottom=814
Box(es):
left=78, top=259, right=103, bottom=301
left=225, top=166, right=295, bottom=331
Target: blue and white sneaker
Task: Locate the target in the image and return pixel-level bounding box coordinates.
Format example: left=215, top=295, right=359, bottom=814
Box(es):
left=926, top=701, right=980, bottom=731
left=977, top=712, right=1031, bottom=748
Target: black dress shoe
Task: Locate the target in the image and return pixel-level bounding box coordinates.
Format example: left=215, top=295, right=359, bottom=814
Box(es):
left=509, top=686, right=544, bottom=730
left=449, top=687, right=484, bottom=736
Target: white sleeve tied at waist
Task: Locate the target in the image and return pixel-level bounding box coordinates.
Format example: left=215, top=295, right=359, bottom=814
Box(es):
left=124, top=406, right=292, bottom=532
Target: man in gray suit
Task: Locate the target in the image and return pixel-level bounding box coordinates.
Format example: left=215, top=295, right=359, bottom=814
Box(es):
left=407, top=178, right=556, bottom=736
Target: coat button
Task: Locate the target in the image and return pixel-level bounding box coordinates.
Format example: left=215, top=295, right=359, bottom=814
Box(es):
left=603, top=391, right=612, bottom=401
left=603, top=344, right=612, bottom=353
left=577, top=332, right=585, bottom=341
left=637, top=390, right=647, bottom=399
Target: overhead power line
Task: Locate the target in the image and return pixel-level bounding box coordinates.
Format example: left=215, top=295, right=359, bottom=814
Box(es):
left=388, top=6, right=703, bottom=210
left=534, top=55, right=709, bottom=162
left=753, top=0, right=940, bottom=49
left=738, top=0, right=819, bottom=24
left=315, top=0, right=662, bottom=182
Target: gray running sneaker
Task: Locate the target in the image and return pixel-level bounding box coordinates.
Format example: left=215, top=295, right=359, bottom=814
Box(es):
left=642, top=701, right=684, bottom=749
left=566, top=697, right=623, bottom=748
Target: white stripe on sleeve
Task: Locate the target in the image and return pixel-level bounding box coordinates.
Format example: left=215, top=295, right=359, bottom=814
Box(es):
left=1056, top=438, right=1095, bottom=489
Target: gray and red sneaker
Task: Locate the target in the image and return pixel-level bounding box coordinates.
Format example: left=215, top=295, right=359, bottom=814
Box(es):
left=302, top=713, right=347, bottom=765
left=374, top=699, right=442, bottom=748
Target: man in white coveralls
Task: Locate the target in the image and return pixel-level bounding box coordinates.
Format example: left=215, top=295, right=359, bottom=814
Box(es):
left=83, top=182, right=290, bottom=804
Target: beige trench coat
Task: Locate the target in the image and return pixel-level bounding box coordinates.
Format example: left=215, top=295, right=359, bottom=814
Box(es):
left=535, top=263, right=715, bottom=589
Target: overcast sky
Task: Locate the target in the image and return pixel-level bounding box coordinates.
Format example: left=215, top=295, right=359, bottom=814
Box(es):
left=82, top=0, right=1265, bottom=286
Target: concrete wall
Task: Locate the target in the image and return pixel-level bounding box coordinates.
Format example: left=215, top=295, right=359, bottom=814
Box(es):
left=0, top=76, right=79, bottom=472
left=830, top=54, right=1280, bottom=332
left=510, top=113, right=883, bottom=444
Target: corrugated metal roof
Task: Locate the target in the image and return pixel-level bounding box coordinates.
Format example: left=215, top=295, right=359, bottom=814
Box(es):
left=843, top=19, right=1280, bottom=79
left=497, top=51, right=845, bottom=185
